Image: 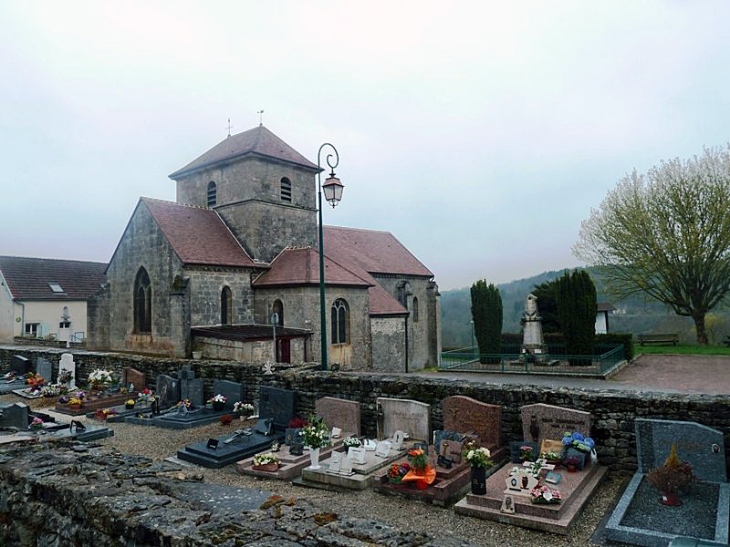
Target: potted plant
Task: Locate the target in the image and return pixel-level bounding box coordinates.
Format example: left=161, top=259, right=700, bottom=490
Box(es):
left=220, top=414, right=234, bottom=425
left=252, top=452, right=280, bottom=472
left=88, top=369, right=114, bottom=391
left=540, top=450, right=562, bottom=465
left=407, top=447, right=430, bottom=474
left=302, top=416, right=330, bottom=470
left=68, top=397, right=83, bottom=410
left=29, top=417, right=44, bottom=431
left=562, top=431, right=595, bottom=454
left=646, top=444, right=696, bottom=506
left=564, top=455, right=581, bottom=472
left=343, top=436, right=362, bottom=449
left=125, top=399, right=136, bottom=409
left=463, top=442, right=493, bottom=495
left=208, top=394, right=227, bottom=411
left=519, top=445, right=536, bottom=462
left=233, top=401, right=254, bottom=420
left=529, top=485, right=562, bottom=505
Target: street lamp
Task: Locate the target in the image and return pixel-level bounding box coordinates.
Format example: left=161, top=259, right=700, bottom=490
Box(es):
left=470, top=320, right=476, bottom=358
left=317, top=143, right=344, bottom=370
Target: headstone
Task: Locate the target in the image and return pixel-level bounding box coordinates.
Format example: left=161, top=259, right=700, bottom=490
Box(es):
left=212, top=380, right=243, bottom=411
left=123, top=368, right=146, bottom=392
left=58, top=354, right=76, bottom=389
left=258, top=387, right=296, bottom=430
left=315, top=397, right=361, bottom=436
left=520, top=403, right=591, bottom=446
left=442, top=396, right=501, bottom=450
left=156, top=374, right=180, bottom=408
left=329, top=451, right=343, bottom=473
left=10, top=355, right=31, bottom=375
left=377, top=397, right=430, bottom=441
left=36, top=358, right=52, bottom=384
left=635, top=418, right=727, bottom=481
left=0, top=402, right=29, bottom=429
left=375, top=441, right=392, bottom=458
left=349, top=447, right=366, bottom=465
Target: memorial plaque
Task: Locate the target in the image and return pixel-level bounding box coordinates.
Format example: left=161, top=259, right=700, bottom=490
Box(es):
left=258, top=387, right=296, bottom=429
left=315, top=397, right=361, bottom=435
left=392, top=430, right=406, bottom=450
left=377, top=397, right=430, bottom=441
left=339, top=455, right=354, bottom=475
left=329, top=451, right=343, bottom=473
left=442, top=396, right=502, bottom=450
left=521, top=403, right=591, bottom=446
left=348, top=447, right=366, bottom=464
left=285, top=428, right=302, bottom=446
left=375, top=441, right=392, bottom=458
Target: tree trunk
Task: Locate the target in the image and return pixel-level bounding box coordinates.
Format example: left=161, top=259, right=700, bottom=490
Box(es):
left=693, top=313, right=708, bottom=345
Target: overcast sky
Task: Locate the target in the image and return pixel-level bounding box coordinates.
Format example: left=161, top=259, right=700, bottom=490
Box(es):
left=2, top=2, right=729, bottom=291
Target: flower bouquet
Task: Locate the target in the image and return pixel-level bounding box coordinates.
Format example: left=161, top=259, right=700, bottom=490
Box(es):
left=302, top=416, right=330, bottom=449
left=343, top=436, right=362, bottom=449
left=252, top=452, right=280, bottom=471
left=233, top=401, right=254, bottom=417
left=562, top=431, right=595, bottom=453
left=68, top=397, right=83, bottom=408
left=57, top=369, right=74, bottom=385
left=29, top=417, right=44, bottom=431
left=208, top=394, right=227, bottom=410
left=519, top=445, right=536, bottom=462
left=387, top=462, right=411, bottom=484
left=530, top=485, right=562, bottom=505
left=88, top=369, right=114, bottom=389
left=136, top=388, right=154, bottom=404
left=408, top=448, right=429, bottom=473
left=647, top=444, right=695, bottom=505
left=463, top=442, right=493, bottom=468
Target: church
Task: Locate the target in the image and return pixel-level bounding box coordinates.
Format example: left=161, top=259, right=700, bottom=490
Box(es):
left=87, top=125, right=441, bottom=372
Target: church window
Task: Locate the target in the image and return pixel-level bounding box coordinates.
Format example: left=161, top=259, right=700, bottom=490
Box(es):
left=272, top=299, right=283, bottom=326
left=280, top=177, right=292, bottom=203
left=134, top=268, right=152, bottom=333
left=207, top=181, right=217, bottom=207
left=331, top=298, right=349, bottom=344
left=412, top=297, right=419, bottom=322
left=221, top=286, right=232, bottom=325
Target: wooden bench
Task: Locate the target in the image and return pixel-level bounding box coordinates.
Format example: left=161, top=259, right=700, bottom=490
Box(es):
left=637, top=333, right=679, bottom=346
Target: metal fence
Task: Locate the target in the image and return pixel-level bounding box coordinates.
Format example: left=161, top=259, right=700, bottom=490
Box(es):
left=439, top=344, right=625, bottom=377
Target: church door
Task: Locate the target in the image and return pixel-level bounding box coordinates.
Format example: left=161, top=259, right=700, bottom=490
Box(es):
left=278, top=339, right=291, bottom=363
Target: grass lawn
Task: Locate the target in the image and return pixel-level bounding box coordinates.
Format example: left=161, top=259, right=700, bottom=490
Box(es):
left=635, top=344, right=730, bottom=356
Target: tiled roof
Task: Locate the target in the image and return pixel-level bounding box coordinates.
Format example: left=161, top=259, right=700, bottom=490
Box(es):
left=368, top=284, right=408, bottom=316
left=169, top=125, right=319, bottom=179
left=252, top=247, right=372, bottom=288
left=324, top=226, right=433, bottom=278
left=141, top=198, right=256, bottom=268
left=0, top=256, right=107, bottom=300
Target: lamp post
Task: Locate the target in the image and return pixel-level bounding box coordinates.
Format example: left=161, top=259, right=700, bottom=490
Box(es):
left=470, top=320, right=476, bottom=358
left=317, top=143, right=344, bottom=370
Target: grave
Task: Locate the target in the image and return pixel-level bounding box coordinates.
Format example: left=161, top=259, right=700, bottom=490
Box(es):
left=54, top=390, right=139, bottom=416
left=0, top=402, right=30, bottom=430
left=375, top=396, right=507, bottom=505
left=36, top=358, right=53, bottom=385
left=122, top=368, right=146, bottom=393
left=175, top=387, right=295, bottom=468
left=178, top=365, right=204, bottom=408
left=604, top=419, right=729, bottom=546
left=298, top=398, right=423, bottom=491
left=237, top=396, right=361, bottom=480
left=58, top=353, right=76, bottom=389
left=454, top=402, right=607, bottom=534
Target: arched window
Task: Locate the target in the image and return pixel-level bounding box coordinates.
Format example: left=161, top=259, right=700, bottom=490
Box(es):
left=272, top=299, right=284, bottom=326
left=134, top=267, right=152, bottom=333
left=207, top=181, right=217, bottom=207
left=412, top=297, right=419, bottom=322
left=221, top=286, right=232, bottom=325
left=280, top=177, right=292, bottom=203
left=331, top=298, right=349, bottom=344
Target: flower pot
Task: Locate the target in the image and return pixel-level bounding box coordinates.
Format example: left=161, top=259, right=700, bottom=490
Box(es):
left=389, top=477, right=403, bottom=485
left=471, top=466, right=487, bottom=495
left=125, top=403, right=135, bottom=410
left=68, top=404, right=82, bottom=411
left=252, top=463, right=279, bottom=473
left=566, top=465, right=577, bottom=473
left=416, top=479, right=430, bottom=490
left=212, top=401, right=224, bottom=412
left=309, top=447, right=321, bottom=470
left=660, top=492, right=682, bottom=506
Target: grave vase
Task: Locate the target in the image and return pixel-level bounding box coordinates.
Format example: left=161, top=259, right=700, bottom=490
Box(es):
left=660, top=492, right=682, bottom=506
left=471, top=466, right=487, bottom=495
left=212, top=401, right=224, bottom=412
left=309, top=447, right=321, bottom=470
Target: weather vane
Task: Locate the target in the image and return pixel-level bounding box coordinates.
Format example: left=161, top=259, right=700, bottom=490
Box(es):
left=226, top=118, right=233, bottom=138
left=257, top=109, right=264, bottom=125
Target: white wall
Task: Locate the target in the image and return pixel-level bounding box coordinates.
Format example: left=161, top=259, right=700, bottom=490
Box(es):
left=0, top=272, right=13, bottom=342
left=19, top=300, right=89, bottom=340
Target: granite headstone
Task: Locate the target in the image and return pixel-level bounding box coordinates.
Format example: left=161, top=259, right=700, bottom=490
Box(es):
left=520, top=403, right=591, bottom=446
left=442, top=395, right=501, bottom=449
left=377, top=397, right=430, bottom=441
left=315, top=397, right=361, bottom=435
left=258, top=386, right=296, bottom=430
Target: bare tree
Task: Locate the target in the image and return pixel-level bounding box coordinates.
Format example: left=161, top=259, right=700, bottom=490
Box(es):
left=574, top=146, right=730, bottom=344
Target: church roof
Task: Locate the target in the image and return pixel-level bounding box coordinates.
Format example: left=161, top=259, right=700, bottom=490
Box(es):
left=0, top=256, right=106, bottom=300
left=324, top=226, right=433, bottom=278
left=169, top=125, right=319, bottom=179
left=252, top=247, right=372, bottom=288
left=368, top=284, right=409, bottom=316
left=141, top=198, right=256, bottom=268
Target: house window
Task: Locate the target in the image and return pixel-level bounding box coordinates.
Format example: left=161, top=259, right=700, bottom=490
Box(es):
left=59, top=321, right=71, bottom=329
left=207, top=181, right=217, bottom=207
left=280, top=177, right=292, bottom=203
left=221, top=286, right=232, bottom=325
left=49, top=283, right=64, bottom=293
left=331, top=298, right=349, bottom=344
left=412, top=297, right=419, bottom=322
left=24, top=323, right=39, bottom=337
left=272, top=299, right=283, bottom=326
left=134, top=267, right=152, bottom=333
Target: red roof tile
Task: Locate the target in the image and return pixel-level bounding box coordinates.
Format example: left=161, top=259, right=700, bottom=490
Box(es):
left=142, top=198, right=255, bottom=268
left=0, top=256, right=107, bottom=300
left=324, top=226, right=433, bottom=278
left=169, top=125, right=319, bottom=179
left=368, top=284, right=408, bottom=316
left=253, top=247, right=372, bottom=287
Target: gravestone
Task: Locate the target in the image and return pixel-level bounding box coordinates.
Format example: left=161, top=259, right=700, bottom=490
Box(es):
left=258, top=387, right=296, bottom=430
left=212, top=380, right=243, bottom=412
left=36, top=358, right=53, bottom=384
left=0, top=402, right=29, bottom=429
left=377, top=397, right=430, bottom=441
left=10, top=355, right=31, bottom=375
left=315, top=397, right=360, bottom=436
left=520, top=403, right=591, bottom=446
left=156, top=374, right=180, bottom=409
left=442, top=395, right=501, bottom=450
left=123, top=368, right=146, bottom=393
left=179, top=365, right=205, bottom=407
left=58, top=353, right=76, bottom=389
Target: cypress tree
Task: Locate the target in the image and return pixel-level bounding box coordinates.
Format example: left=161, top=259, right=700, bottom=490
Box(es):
left=471, top=280, right=503, bottom=364
left=556, top=269, right=597, bottom=365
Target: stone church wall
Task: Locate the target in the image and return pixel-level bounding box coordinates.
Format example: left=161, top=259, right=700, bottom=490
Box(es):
left=186, top=267, right=254, bottom=326
left=371, top=316, right=407, bottom=372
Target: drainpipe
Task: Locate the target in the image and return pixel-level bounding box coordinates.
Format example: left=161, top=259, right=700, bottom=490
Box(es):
left=404, top=315, right=409, bottom=373
left=18, top=301, right=25, bottom=338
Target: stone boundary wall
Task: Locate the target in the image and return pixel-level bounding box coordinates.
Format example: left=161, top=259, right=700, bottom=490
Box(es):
left=271, top=371, right=730, bottom=476
left=0, top=441, right=460, bottom=546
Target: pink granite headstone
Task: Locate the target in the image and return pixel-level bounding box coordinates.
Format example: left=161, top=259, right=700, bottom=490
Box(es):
left=442, top=395, right=502, bottom=451
left=520, top=403, right=591, bottom=445
left=315, top=397, right=361, bottom=436
left=122, top=368, right=146, bottom=392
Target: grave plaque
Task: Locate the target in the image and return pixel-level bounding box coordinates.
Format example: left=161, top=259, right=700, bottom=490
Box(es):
left=315, top=397, right=361, bottom=435
left=375, top=441, right=391, bottom=458
left=505, top=468, right=539, bottom=495
left=521, top=403, right=591, bottom=446
left=349, top=447, right=366, bottom=465
left=635, top=418, right=727, bottom=481
left=377, top=397, right=430, bottom=441
left=58, top=354, right=76, bottom=389
left=442, top=396, right=502, bottom=450
left=339, top=456, right=354, bottom=475
left=329, top=451, right=343, bottom=473
left=392, top=430, right=406, bottom=450
left=258, top=387, right=296, bottom=430
left=285, top=428, right=302, bottom=446
left=123, top=368, right=146, bottom=392
left=156, top=375, right=180, bottom=408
